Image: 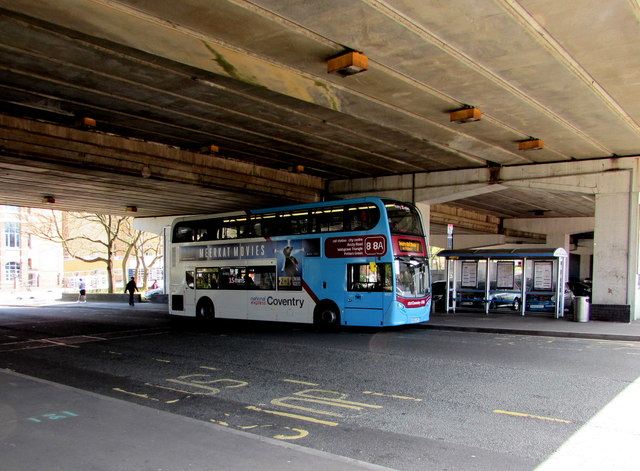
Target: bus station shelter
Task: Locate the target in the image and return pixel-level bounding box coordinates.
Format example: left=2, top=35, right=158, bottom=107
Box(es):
left=438, top=248, right=569, bottom=318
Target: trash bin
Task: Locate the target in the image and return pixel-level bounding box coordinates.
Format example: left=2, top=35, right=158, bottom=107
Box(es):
left=574, top=296, right=590, bottom=322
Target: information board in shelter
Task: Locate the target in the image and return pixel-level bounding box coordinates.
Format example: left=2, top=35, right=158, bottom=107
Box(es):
left=461, top=261, right=478, bottom=288
left=533, top=261, right=553, bottom=290
left=497, top=262, right=515, bottom=289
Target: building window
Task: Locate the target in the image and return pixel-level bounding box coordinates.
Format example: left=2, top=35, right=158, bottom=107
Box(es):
left=2, top=205, right=20, bottom=213
left=5, top=262, right=21, bottom=281
left=4, top=222, right=20, bottom=248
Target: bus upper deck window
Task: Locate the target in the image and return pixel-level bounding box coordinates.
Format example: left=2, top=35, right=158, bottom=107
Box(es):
left=174, top=225, right=194, bottom=242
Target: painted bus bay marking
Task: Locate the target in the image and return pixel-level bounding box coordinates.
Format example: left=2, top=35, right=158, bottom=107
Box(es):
left=282, top=379, right=319, bottom=386
left=270, top=389, right=382, bottom=418
left=246, top=405, right=339, bottom=426
left=165, top=374, right=248, bottom=395
left=493, top=409, right=571, bottom=423
left=210, top=419, right=310, bottom=441
left=362, top=391, right=423, bottom=402
left=274, top=427, right=309, bottom=440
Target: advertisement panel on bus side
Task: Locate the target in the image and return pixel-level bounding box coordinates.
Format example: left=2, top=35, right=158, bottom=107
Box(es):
left=178, top=239, right=320, bottom=262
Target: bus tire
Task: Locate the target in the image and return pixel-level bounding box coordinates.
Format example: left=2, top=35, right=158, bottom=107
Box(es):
left=314, top=301, right=340, bottom=330
left=196, top=297, right=215, bottom=320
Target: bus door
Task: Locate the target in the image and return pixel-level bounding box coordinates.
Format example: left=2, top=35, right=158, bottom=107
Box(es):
left=184, top=267, right=196, bottom=315
left=344, top=262, right=386, bottom=325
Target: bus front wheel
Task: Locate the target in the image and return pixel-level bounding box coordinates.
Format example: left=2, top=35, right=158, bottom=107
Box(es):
left=314, top=302, right=340, bottom=330
left=196, top=297, right=215, bottom=320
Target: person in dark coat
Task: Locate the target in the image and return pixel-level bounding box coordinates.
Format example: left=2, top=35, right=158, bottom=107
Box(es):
left=125, top=277, right=139, bottom=306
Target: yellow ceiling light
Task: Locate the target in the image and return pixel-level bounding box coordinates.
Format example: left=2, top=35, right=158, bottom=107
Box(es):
left=450, top=107, right=482, bottom=123
left=80, top=116, right=96, bottom=128
left=327, top=51, right=368, bottom=77
left=519, top=138, right=544, bottom=151
left=200, top=144, right=219, bottom=154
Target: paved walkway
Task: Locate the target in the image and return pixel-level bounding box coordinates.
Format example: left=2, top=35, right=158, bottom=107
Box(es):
left=426, top=311, right=640, bottom=341
left=0, top=369, right=392, bottom=471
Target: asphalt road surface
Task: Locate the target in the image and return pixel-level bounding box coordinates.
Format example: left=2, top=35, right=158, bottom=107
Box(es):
left=1, top=303, right=639, bottom=470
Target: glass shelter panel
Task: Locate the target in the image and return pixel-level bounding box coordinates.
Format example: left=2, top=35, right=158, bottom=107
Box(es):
left=440, top=248, right=569, bottom=317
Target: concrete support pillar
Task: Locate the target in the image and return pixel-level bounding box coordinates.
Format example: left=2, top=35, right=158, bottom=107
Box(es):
left=592, top=189, right=639, bottom=320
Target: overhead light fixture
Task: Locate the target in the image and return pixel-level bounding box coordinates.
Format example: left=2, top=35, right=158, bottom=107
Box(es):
left=450, top=107, right=482, bottom=123
left=200, top=144, right=220, bottom=154
left=125, top=206, right=138, bottom=213
left=42, top=196, right=56, bottom=204
left=519, top=138, right=544, bottom=151
left=288, top=165, right=305, bottom=173
left=79, top=117, right=96, bottom=128
left=327, top=51, right=368, bottom=77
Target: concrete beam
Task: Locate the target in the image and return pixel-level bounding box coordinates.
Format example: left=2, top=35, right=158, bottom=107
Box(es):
left=504, top=217, right=594, bottom=235
left=329, top=158, right=640, bottom=197
left=0, top=115, right=324, bottom=215
left=431, top=204, right=501, bottom=233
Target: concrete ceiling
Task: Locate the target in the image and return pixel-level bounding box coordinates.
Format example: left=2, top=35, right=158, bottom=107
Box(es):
left=1, top=1, right=639, bottom=221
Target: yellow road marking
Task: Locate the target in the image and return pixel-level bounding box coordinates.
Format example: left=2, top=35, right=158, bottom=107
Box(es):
left=113, top=388, right=159, bottom=401
left=493, top=409, right=571, bottom=423
left=270, top=398, right=345, bottom=417
left=154, top=358, right=171, bottom=363
left=145, top=382, right=193, bottom=395
left=362, top=391, right=423, bottom=402
left=199, top=366, right=219, bottom=371
left=210, top=420, right=229, bottom=427
left=246, top=405, right=338, bottom=426
left=283, top=379, right=319, bottom=386
left=273, top=427, right=309, bottom=440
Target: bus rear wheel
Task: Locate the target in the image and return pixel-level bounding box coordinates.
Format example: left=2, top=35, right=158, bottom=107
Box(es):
left=196, top=297, right=215, bottom=320
left=314, top=302, right=340, bottom=330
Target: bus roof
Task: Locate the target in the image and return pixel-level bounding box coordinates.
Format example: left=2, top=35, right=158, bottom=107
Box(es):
left=249, top=196, right=387, bottom=215
left=168, top=196, right=413, bottom=226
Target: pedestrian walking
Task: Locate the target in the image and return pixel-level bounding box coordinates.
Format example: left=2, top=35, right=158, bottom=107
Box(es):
left=125, top=277, right=138, bottom=306
left=77, top=279, right=87, bottom=303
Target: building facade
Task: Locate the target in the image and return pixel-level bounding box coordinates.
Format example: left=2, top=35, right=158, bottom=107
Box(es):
left=0, top=206, right=64, bottom=292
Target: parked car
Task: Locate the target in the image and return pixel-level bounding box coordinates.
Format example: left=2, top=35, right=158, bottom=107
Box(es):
left=567, top=280, right=591, bottom=298
left=488, top=291, right=521, bottom=311
left=143, top=288, right=164, bottom=302
left=526, top=284, right=575, bottom=313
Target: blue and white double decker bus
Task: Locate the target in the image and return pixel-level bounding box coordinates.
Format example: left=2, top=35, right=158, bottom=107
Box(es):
left=168, top=197, right=431, bottom=328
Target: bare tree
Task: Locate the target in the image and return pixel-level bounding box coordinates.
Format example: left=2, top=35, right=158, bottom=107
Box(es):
left=27, top=211, right=128, bottom=293
left=117, top=219, right=163, bottom=291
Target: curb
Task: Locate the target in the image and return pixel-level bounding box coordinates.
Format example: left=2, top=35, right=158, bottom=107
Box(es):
left=419, top=323, right=640, bottom=342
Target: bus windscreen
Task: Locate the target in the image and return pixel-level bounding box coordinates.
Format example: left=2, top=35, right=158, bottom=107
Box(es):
left=384, top=201, right=424, bottom=236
